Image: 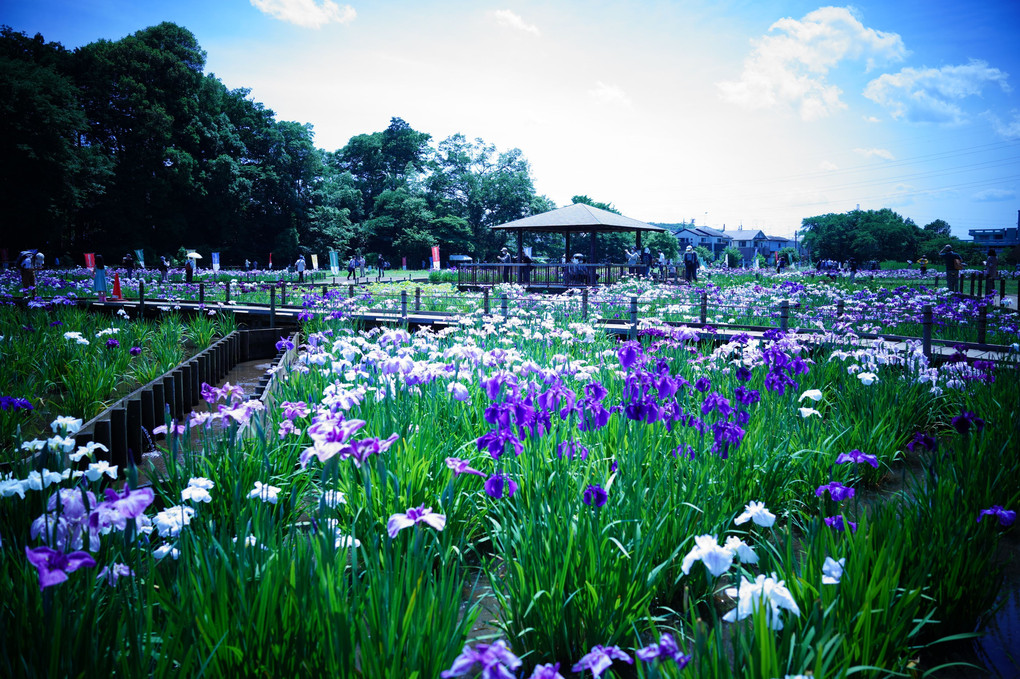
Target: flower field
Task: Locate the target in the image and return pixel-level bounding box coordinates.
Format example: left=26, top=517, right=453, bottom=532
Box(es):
left=0, top=303, right=235, bottom=463
left=1, top=276, right=1018, bottom=678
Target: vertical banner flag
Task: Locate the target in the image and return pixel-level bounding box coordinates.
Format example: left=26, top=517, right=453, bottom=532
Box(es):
left=134, top=249, right=146, bottom=268
left=329, top=250, right=339, bottom=275
left=310, top=254, right=319, bottom=270
left=401, top=256, right=407, bottom=270
left=268, top=252, right=273, bottom=269
left=211, top=252, right=221, bottom=272
left=431, top=245, right=440, bottom=270
left=523, top=246, right=533, bottom=258
left=84, top=253, right=96, bottom=271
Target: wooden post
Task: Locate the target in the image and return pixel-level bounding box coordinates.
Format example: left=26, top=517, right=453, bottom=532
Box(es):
left=978, top=305, right=987, bottom=344
left=401, top=290, right=408, bottom=321
left=629, top=296, right=638, bottom=339
left=225, top=280, right=231, bottom=303
left=969, top=273, right=975, bottom=296
left=199, top=282, right=205, bottom=305
left=700, top=292, right=708, bottom=324
left=270, top=287, right=276, bottom=329
left=127, top=399, right=143, bottom=465
left=110, top=407, right=128, bottom=468
left=281, top=281, right=287, bottom=306
left=922, top=305, right=932, bottom=359
left=483, top=288, right=490, bottom=315
left=348, top=284, right=354, bottom=298
left=582, top=288, right=589, bottom=320
left=780, top=300, right=789, bottom=332
left=138, top=279, right=145, bottom=317
left=501, top=293, right=508, bottom=319
left=415, top=287, right=421, bottom=312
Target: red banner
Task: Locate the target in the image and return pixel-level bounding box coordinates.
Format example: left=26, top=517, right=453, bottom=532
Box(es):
left=84, top=253, right=95, bottom=271
left=430, top=245, right=440, bottom=270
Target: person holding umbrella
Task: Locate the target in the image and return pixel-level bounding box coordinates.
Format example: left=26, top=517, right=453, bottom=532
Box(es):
left=185, top=252, right=201, bottom=283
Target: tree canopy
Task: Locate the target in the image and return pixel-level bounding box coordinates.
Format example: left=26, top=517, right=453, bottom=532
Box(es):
left=800, top=209, right=977, bottom=263
left=0, top=24, right=551, bottom=266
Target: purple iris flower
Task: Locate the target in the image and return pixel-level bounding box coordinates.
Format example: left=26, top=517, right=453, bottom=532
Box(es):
left=712, top=420, right=745, bottom=459
left=673, top=443, right=695, bottom=459
left=655, top=373, right=679, bottom=400
left=484, top=473, right=519, bottom=500
left=584, top=382, right=608, bottom=401
left=835, top=449, right=879, bottom=469
left=0, top=396, right=33, bottom=411
left=816, top=482, right=856, bottom=502
left=906, top=432, right=937, bottom=453
left=476, top=428, right=524, bottom=460
left=572, top=645, right=633, bottom=678
left=951, top=411, right=985, bottom=435
left=557, top=440, right=589, bottom=460
left=732, top=386, right=760, bottom=406
left=764, top=370, right=795, bottom=395
left=616, top=342, right=642, bottom=370
left=735, top=366, right=753, bottom=382
left=445, top=457, right=486, bottom=477
left=825, top=515, right=858, bottom=532
left=275, top=336, right=295, bottom=352
left=441, top=640, right=522, bottom=679
left=694, top=377, right=711, bottom=393
left=701, top=392, right=734, bottom=417
left=977, top=505, right=1015, bottom=527
left=734, top=410, right=751, bottom=426
left=578, top=402, right=611, bottom=432
left=25, top=546, right=96, bottom=590
left=129, top=346, right=142, bottom=356
left=89, top=485, right=156, bottom=533
left=528, top=663, right=565, bottom=679
left=624, top=398, right=660, bottom=424
left=481, top=375, right=507, bottom=401
left=105, top=338, right=120, bottom=348
left=635, top=632, right=691, bottom=668
left=582, top=484, right=608, bottom=508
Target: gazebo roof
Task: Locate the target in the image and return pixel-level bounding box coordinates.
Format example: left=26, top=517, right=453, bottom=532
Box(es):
left=492, top=203, right=667, bottom=234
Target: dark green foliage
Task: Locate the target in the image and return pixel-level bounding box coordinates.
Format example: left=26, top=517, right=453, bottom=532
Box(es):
left=0, top=25, right=550, bottom=268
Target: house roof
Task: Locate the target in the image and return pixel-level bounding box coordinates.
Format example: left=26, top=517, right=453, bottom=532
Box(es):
left=673, top=226, right=733, bottom=240
left=492, top=203, right=666, bottom=234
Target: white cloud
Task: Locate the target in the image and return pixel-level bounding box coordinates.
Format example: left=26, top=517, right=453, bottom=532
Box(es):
left=864, top=60, right=1010, bottom=124
left=589, top=81, right=633, bottom=107
left=819, top=160, right=839, bottom=171
left=250, top=0, right=356, bottom=28
left=986, top=110, right=1020, bottom=140
left=717, top=6, right=907, bottom=121
left=854, top=147, right=895, bottom=160
left=493, top=9, right=540, bottom=36
left=863, top=115, right=881, bottom=123
left=973, top=188, right=1015, bottom=202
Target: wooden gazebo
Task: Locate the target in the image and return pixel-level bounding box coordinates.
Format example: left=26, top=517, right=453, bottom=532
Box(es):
left=463, top=203, right=667, bottom=287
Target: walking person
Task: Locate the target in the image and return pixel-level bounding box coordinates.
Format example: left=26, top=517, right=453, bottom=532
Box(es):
left=93, top=255, right=108, bottom=302
left=683, top=245, right=699, bottom=283
left=848, top=257, right=858, bottom=283
left=918, top=256, right=928, bottom=276
left=359, top=254, right=366, bottom=279
left=19, top=250, right=36, bottom=290
left=940, top=244, right=963, bottom=293
left=158, top=255, right=170, bottom=283
left=657, top=251, right=666, bottom=281
left=295, top=254, right=306, bottom=283
left=185, top=256, right=195, bottom=284
left=347, top=255, right=357, bottom=281
left=985, top=248, right=998, bottom=284
left=498, top=247, right=512, bottom=284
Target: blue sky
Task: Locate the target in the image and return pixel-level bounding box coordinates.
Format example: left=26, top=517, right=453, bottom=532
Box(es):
left=4, top=0, right=1019, bottom=239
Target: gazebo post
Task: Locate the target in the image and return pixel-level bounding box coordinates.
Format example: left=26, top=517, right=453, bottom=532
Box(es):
left=516, top=230, right=523, bottom=284
left=589, top=231, right=597, bottom=285
left=565, top=231, right=571, bottom=263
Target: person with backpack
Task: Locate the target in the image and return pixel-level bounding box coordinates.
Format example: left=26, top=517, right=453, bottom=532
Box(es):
left=683, top=246, right=699, bottom=283
left=347, top=255, right=357, bottom=280
left=940, top=244, right=964, bottom=292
